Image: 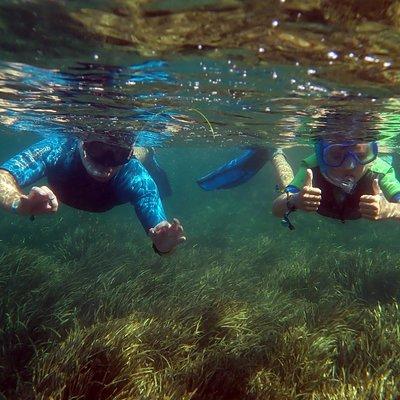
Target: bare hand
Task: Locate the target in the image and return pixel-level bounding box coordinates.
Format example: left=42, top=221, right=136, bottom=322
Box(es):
left=148, top=218, right=186, bottom=254
left=18, top=186, right=59, bottom=216
left=292, top=169, right=321, bottom=212
left=359, top=179, right=389, bottom=220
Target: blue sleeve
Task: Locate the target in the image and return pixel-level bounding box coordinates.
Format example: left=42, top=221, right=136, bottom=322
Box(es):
left=0, top=137, right=66, bottom=187
left=115, top=159, right=167, bottom=232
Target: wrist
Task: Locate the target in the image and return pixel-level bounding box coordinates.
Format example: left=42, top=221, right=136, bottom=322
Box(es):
left=286, top=192, right=298, bottom=211
left=383, top=201, right=399, bottom=220
left=10, top=198, right=22, bottom=215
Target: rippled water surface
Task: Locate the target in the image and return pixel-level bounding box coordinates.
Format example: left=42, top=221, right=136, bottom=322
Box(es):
left=1, top=0, right=400, bottom=148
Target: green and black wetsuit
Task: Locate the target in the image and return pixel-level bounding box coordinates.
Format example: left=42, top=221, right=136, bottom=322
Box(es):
left=286, top=155, right=400, bottom=221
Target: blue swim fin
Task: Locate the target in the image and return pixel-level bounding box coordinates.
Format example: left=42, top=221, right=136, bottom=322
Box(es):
left=142, top=149, right=172, bottom=199
left=197, top=147, right=272, bottom=190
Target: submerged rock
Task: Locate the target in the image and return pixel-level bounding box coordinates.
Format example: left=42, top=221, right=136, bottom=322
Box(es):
left=65, top=0, right=400, bottom=88
left=0, top=0, right=399, bottom=88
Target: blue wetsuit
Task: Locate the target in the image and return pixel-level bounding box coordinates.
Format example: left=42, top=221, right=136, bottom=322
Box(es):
left=0, top=137, right=166, bottom=232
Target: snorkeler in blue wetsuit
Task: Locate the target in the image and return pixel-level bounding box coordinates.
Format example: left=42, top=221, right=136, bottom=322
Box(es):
left=0, top=137, right=185, bottom=255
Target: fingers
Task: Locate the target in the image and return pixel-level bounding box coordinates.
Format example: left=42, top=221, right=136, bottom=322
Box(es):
left=304, top=201, right=320, bottom=207
left=177, top=236, right=187, bottom=244
left=171, top=218, right=184, bottom=234
left=303, top=187, right=321, bottom=196
left=31, top=186, right=49, bottom=198
left=155, top=225, right=170, bottom=235
left=29, top=186, right=58, bottom=214
left=297, top=186, right=321, bottom=212
left=359, top=200, right=380, bottom=220
left=302, top=192, right=321, bottom=201
left=359, top=195, right=380, bottom=211
left=302, top=199, right=320, bottom=211
left=40, top=187, right=58, bottom=212
left=359, top=203, right=379, bottom=214
left=150, top=219, right=186, bottom=254
left=31, top=186, right=55, bottom=200
left=43, top=188, right=58, bottom=212
left=152, top=219, right=184, bottom=235
left=303, top=169, right=314, bottom=188
left=359, top=194, right=381, bottom=203
left=359, top=195, right=374, bottom=203
left=150, top=218, right=186, bottom=250
left=152, top=220, right=171, bottom=232
left=372, top=178, right=381, bottom=196
left=174, top=225, right=184, bottom=235
left=172, top=217, right=181, bottom=226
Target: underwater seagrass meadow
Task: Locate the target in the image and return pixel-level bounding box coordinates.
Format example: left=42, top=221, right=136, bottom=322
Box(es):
left=3, top=0, right=400, bottom=399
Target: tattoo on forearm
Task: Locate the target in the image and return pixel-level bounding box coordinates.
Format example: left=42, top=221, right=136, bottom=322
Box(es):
left=0, top=170, right=22, bottom=209
left=272, top=152, right=294, bottom=191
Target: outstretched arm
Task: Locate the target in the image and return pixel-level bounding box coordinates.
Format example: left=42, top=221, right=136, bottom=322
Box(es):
left=0, top=138, right=63, bottom=216
left=117, top=160, right=186, bottom=254
left=0, top=169, right=58, bottom=216
left=0, top=169, right=24, bottom=212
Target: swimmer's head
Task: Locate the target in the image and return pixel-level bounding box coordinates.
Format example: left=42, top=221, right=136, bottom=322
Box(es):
left=312, top=108, right=379, bottom=193
left=79, top=140, right=134, bottom=182
left=315, top=138, right=378, bottom=193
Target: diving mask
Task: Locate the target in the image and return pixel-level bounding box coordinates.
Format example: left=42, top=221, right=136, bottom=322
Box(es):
left=83, top=141, right=133, bottom=167
left=79, top=141, right=133, bottom=181
left=322, top=141, right=378, bottom=168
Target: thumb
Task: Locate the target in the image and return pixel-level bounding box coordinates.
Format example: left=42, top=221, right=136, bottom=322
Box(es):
left=304, top=169, right=313, bottom=187
left=372, top=178, right=381, bottom=195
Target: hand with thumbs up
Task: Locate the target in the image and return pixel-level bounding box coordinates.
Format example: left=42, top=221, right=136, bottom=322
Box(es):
left=291, top=169, right=322, bottom=212
left=359, top=178, right=390, bottom=220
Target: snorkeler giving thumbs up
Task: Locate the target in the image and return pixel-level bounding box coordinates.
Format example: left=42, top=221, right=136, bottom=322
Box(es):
left=291, top=169, right=322, bottom=212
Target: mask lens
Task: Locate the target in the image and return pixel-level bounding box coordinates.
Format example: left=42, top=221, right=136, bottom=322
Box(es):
left=323, top=144, right=347, bottom=167
left=84, top=141, right=131, bottom=167
left=352, top=142, right=377, bottom=164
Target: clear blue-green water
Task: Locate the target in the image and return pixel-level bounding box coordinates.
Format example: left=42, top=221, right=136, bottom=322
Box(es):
left=2, top=1, right=400, bottom=399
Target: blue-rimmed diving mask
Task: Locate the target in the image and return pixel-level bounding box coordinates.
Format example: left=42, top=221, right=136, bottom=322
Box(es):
left=321, top=141, right=378, bottom=168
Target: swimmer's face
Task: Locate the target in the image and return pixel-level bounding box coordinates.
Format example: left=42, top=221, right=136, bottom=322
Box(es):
left=321, top=141, right=377, bottom=183
left=327, top=143, right=370, bottom=182
left=79, top=141, right=123, bottom=182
